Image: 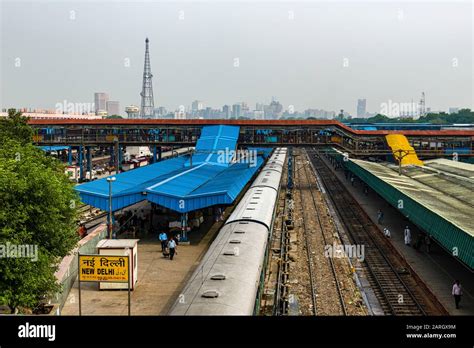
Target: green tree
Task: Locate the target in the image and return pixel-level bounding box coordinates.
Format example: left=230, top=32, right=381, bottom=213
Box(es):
left=0, top=109, right=33, bottom=145
left=0, top=110, right=79, bottom=313
left=106, top=115, right=123, bottom=119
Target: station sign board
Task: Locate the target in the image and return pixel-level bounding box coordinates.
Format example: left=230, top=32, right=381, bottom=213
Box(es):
left=78, top=254, right=129, bottom=283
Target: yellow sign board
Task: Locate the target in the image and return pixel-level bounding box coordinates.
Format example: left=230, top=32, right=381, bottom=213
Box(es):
left=78, top=255, right=129, bottom=283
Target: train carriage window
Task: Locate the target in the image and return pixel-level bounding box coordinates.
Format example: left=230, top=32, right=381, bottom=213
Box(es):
left=202, top=290, right=219, bottom=298
left=210, top=274, right=226, bottom=280
left=229, top=240, right=241, bottom=244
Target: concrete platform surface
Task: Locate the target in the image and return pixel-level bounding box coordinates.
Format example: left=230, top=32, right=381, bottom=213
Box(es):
left=61, top=239, right=209, bottom=315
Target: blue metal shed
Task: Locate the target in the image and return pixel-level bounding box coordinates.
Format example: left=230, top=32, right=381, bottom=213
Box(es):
left=75, top=125, right=270, bottom=214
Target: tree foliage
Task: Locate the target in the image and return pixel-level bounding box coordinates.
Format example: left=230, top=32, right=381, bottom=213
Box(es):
left=345, top=109, right=474, bottom=124
left=0, top=110, right=79, bottom=313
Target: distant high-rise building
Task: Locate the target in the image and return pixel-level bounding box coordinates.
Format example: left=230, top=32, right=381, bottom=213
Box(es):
left=449, top=107, right=459, bottom=114
left=253, top=110, right=265, bottom=120
left=125, top=105, right=140, bottom=119
left=106, top=101, right=120, bottom=116
left=418, top=92, right=426, bottom=117
left=357, top=99, right=367, bottom=118
left=265, top=100, right=283, bottom=119
left=140, top=38, right=155, bottom=118
left=255, top=103, right=265, bottom=112
left=222, top=105, right=231, bottom=119
left=191, top=100, right=204, bottom=112
left=232, top=104, right=242, bottom=118
left=154, top=106, right=167, bottom=117
left=94, top=93, right=109, bottom=114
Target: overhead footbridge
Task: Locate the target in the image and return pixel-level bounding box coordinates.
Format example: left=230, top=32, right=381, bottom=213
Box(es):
left=28, top=119, right=474, bottom=162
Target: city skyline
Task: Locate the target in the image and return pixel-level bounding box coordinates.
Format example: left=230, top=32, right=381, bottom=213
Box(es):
left=1, top=1, right=472, bottom=115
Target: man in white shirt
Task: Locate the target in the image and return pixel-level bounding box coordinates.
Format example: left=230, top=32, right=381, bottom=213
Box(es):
left=168, top=238, right=177, bottom=260
left=383, top=228, right=391, bottom=238
left=404, top=226, right=411, bottom=246
left=452, top=280, right=463, bottom=309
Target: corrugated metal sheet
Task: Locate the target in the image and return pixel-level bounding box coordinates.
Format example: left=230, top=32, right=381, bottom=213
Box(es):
left=75, top=126, right=276, bottom=214
left=75, top=157, right=187, bottom=211
left=185, top=125, right=240, bottom=168
left=328, top=149, right=474, bottom=269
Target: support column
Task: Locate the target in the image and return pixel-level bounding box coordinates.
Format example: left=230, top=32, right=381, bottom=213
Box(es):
left=109, top=145, right=114, bottom=167
left=118, top=145, right=123, bottom=172
left=158, top=146, right=162, bottom=161
left=152, top=145, right=157, bottom=164
left=114, top=140, right=120, bottom=174
left=78, top=145, right=84, bottom=181
left=180, top=213, right=189, bottom=243
left=86, top=146, right=92, bottom=180
left=68, top=146, right=73, bottom=165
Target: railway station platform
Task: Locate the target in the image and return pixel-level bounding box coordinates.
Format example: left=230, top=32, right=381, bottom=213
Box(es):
left=61, top=205, right=232, bottom=315
left=319, top=155, right=474, bottom=315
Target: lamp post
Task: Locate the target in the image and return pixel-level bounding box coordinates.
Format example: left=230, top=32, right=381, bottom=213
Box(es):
left=106, top=177, right=116, bottom=239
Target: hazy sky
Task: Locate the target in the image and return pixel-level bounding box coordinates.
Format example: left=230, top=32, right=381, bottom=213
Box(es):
left=1, top=0, right=473, bottom=115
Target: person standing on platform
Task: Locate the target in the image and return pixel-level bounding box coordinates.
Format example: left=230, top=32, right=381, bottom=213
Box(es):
left=159, top=231, right=168, bottom=252
left=168, top=237, right=177, bottom=260
left=377, top=210, right=384, bottom=224
left=350, top=176, right=355, bottom=186
left=425, top=234, right=432, bottom=253
left=452, top=280, right=463, bottom=309
left=404, top=226, right=412, bottom=246
left=383, top=228, right=391, bottom=238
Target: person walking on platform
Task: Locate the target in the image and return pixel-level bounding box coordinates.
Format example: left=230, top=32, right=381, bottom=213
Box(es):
left=377, top=210, right=384, bottom=224
left=404, top=226, right=412, bottom=246
left=383, top=228, right=391, bottom=238
left=425, top=234, right=432, bottom=253
left=168, top=238, right=177, bottom=260
left=350, top=176, right=355, bottom=186
left=452, top=280, right=463, bottom=309
left=159, top=231, right=168, bottom=252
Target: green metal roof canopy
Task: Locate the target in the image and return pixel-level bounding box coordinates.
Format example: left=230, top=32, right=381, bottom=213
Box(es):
left=331, top=151, right=474, bottom=270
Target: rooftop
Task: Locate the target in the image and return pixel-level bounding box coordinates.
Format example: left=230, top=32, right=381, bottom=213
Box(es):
left=75, top=125, right=271, bottom=213
left=352, top=158, right=474, bottom=237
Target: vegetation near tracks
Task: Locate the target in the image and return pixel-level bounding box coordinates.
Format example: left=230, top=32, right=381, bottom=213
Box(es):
left=0, top=109, right=79, bottom=314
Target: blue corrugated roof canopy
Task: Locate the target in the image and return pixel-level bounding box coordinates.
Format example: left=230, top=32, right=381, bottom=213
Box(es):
left=39, top=145, right=70, bottom=152
left=75, top=125, right=272, bottom=213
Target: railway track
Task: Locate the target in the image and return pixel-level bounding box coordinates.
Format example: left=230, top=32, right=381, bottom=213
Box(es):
left=273, top=160, right=290, bottom=315
left=295, top=151, right=347, bottom=315
left=77, top=204, right=107, bottom=230
left=307, top=148, right=447, bottom=316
